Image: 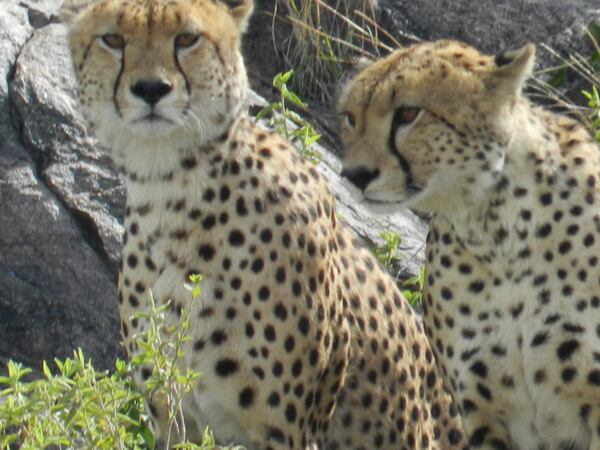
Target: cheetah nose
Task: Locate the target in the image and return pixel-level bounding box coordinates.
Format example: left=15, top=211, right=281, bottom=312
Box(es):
left=340, top=167, right=380, bottom=191
left=130, top=79, right=173, bottom=106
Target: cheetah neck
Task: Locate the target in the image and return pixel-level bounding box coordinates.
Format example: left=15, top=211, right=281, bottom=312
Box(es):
left=439, top=101, right=599, bottom=262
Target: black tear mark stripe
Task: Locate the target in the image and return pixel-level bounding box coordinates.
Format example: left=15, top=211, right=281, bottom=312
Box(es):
left=113, top=48, right=126, bottom=119
left=388, top=107, right=414, bottom=187
left=173, top=48, right=191, bottom=97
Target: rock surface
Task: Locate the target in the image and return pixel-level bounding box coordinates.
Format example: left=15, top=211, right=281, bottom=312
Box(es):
left=377, top=0, right=600, bottom=105
left=0, top=0, right=597, bottom=371
left=0, top=0, right=121, bottom=371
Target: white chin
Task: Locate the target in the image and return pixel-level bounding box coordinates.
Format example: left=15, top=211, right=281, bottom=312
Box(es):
left=128, top=119, right=179, bottom=137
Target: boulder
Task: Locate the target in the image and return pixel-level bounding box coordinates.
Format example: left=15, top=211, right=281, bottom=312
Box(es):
left=377, top=0, right=600, bottom=104
left=0, top=1, right=121, bottom=371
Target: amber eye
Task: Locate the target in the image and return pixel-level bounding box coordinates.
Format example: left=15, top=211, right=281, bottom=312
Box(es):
left=393, top=106, right=421, bottom=126
left=101, top=34, right=125, bottom=50
left=342, top=112, right=356, bottom=129
left=174, top=33, right=201, bottom=49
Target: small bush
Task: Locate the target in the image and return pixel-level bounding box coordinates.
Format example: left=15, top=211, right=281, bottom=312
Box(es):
left=0, top=275, right=224, bottom=450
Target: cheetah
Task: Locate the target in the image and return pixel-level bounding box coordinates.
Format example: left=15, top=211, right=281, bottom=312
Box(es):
left=60, top=1, right=467, bottom=449
left=338, top=39, right=600, bottom=450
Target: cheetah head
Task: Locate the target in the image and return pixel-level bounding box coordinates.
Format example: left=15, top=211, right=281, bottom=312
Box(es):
left=60, top=0, right=252, bottom=152
left=337, top=40, right=535, bottom=216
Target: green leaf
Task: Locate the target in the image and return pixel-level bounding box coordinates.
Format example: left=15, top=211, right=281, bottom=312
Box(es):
left=273, top=70, right=293, bottom=90
left=42, top=360, right=52, bottom=379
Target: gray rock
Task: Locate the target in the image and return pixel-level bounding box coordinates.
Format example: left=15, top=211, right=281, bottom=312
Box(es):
left=0, top=2, right=121, bottom=371
left=10, top=23, right=125, bottom=271
left=17, top=0, right=63, bottom=29
left=377, top=0, right=600, bottom=104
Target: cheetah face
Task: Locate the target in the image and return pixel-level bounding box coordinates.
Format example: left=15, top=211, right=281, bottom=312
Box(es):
left=337, top=40, right=535, bottom=215
left=61, top=0, right=252, bottom=148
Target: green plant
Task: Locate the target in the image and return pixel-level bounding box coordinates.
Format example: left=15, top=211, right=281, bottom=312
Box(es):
left=534, top=21, right=600, bottom=137
left=257, top=70, right=322, bottom=163
left=276, top=0, right=391, bottom=101
left=0, top=274, right=222, bottom=450
left=401, top=265, right=425, bottom=308
left=583, top=85, right=600, bottom=142
left=371, top=230, right=402, bottom=271
left=371, top=231, right=424, bottom=307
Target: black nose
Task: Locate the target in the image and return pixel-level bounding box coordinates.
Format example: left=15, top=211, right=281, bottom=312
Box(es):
left=130, top=79, right=172, bottom=105
left=340, top=167, right=380, bottom=191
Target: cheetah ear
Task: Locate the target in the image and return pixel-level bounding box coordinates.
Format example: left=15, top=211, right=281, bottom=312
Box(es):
left=221, top=0, right=254, bottom=32
left=60, top=0, right=97, bottom=25
left=486, top=43, right=535, bottom=99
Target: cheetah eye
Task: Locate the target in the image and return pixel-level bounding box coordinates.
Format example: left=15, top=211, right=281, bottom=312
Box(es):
left=342, top=112, right=356, bottom=130
left=100, top=34, right=125, bottom=50
left=174, top=33, right=201, bottom=49
left=392, top=106, right=421, bottom=127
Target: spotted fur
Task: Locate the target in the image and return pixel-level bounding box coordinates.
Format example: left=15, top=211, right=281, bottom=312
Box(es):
left=338, top=39, right=600, bottom=450
left=61, top=2, right=467, bottom=449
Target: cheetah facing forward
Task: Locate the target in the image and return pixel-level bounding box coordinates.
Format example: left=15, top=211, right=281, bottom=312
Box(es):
left=60, top=1, right=467, bottom=449
left=339, top=39, right=600, bottom=449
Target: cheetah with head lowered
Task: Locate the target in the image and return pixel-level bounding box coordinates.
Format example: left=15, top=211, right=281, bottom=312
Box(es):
left=60, top=1, right=467, bottom=449
left=338, top=39, right=600, bottom=449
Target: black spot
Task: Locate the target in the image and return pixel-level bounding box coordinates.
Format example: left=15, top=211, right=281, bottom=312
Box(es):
left=260, top=228, right=273, bottom=243
left=476, top=383, right=492, bottom=401
left=236, top=197, right=249, bottom=216
left=470, top=361, right=488, bottom=378
left=229, top=230, right=245, bottom=246
left=468, top=280, right=485, bottom=293
left=539, top=192, right=553, bottom=205
left=557, top=340, right=580, bottom=361
left=285, top=403, right=297, bottom=423
left=448, top=428, right=463, bottom=445
left=298, top=316, right=310, bottom=335
left=274, top=303, right=288, bottom=321
left=561, top=367, right=577, bottom=383
left=531, top=332, right=548, bottom=347
left=441, top=287, right=453, bottom=301
left=239, top=387, right=254, bottom=408
left=220, top=185, right=231, bottom=202
left=211, top=329, right=227, bottom=345
left=127, top=254, right=138, bottom=268
left=264, top=325, right=276, bottom=342
left=587, top=370, right=600, bottom=386
left=181, top=157, right=197, bottom=169
left=536, top=223, right=552, bottom=238
left=258, top=286, right=270, bottom=301
left=198, top=244, right=216, bottom=261
left=202, top=215, right=216, bottom=230
left=215, top=358, right=239, bottom=377
left=251, top=258, right=264, bottom=273
left=470, top=426, right=489, bottom=446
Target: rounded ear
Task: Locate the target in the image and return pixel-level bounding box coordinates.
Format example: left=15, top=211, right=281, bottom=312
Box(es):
left=486, top=43, right=536, bottom=99
left=222, top=0, right=254, bottom=33
left=59, top=0, right=97, bottom=25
